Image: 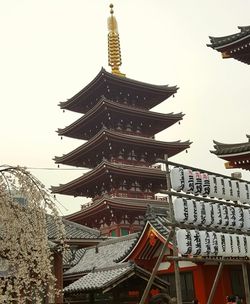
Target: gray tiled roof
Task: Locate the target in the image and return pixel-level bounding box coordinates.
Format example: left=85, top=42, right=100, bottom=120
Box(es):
left=46, top=215, right=101, bottom=240
left=47, top=216, right=103, bottom=267
left=211, top=136, right=250, bottom=156
left=207, top=26, right=250, bottom=65
left=64, top=233, right=138, bottom=275
left=208, top=26, right=250, bottom=48
left=145, top=205, right=170, bottom=239
left=64, top=207, right=171, bottom=295
left=64, top=263, right=132, bottom=293
left=63, top=248, right=86, bottom=268
left=64, top=262, right=169, bottom=294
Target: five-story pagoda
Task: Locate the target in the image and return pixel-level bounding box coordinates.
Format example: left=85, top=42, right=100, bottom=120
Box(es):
left=52, top=5, right=191, bottom=236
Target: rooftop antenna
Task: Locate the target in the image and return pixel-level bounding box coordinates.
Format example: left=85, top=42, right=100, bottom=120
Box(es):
left=107, top=4, right=125, bottom=77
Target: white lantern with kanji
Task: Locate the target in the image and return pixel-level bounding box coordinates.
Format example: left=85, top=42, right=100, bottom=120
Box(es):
left=224, top=178, right=233, bottom=201
left=204, top=202, right=214, bottom=226
left=239, top=182, right=250, bottom=204
left=201, top=172, right=210, bottom=196
left=176, top=229, right=192, bottom=255
left=208, top=175, right=218, bottom=198
left=170, top=167, right=184, bottom=191
left=228, top=205, right=236, bottom=228
left=193, top=171, right=202, bottom=195
left=183, top=169, right=194, bottom=193
left=190, top=230, right=201, bottom=255
left=231, top=180, right=241, bottom=202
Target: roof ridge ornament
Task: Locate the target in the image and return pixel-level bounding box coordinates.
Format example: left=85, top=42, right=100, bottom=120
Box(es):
left=107, top=4, right=126, bottom=77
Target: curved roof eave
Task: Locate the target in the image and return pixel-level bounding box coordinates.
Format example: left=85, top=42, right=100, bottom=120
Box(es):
left=59, top=68, right=178, bottom=112
left=57, top=97, right=184, bottom=137
left=51, top=161, right=167, bottom=195
left=211, top=138, right=250, bottom=155
left=64, top=197, right=166, bottom=221
left=54, top=128, right=191, bottom=164
left=207, top=26, right=250, bottom=49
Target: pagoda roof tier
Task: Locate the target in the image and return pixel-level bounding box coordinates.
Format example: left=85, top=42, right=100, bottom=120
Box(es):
left=51, top=161, right=167, bottom=197
left=54, top=129, right=191, bottom=168
left=59, top=68, right=178, bottom=113
left=211, top=136, right=250, bottom=170
left=208, top=26, right=250, bottom=65
left=64, top=196, right=167, bottom=224
left=57, top=97, right=184, bottom=140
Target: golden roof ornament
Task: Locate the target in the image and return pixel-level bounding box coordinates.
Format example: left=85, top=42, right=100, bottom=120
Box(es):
left=107, top=4, right=125, bottom=77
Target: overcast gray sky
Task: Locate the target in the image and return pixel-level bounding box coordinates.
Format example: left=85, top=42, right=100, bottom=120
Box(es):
left=1, top=0, right=249, bottom=215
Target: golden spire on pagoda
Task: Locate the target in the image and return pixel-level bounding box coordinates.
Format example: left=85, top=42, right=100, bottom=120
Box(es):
left=107, top=4, right=125, bottom=77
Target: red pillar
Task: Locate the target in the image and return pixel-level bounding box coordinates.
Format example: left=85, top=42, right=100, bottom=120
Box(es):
left=116, top=225, right=120, bottom=236
left=192, top=265, right=207, bottom=304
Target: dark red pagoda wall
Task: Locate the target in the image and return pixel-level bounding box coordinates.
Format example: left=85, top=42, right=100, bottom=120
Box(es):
left=66, top=202, right=147, bottom=236
left=101, top=223, right=142, bottom=237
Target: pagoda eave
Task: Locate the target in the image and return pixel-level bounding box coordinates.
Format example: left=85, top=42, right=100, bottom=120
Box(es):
left=211, top=138, right=250, bottom=157
left=59, top=68, right=178, bottom=113
left=54, top=129, right=191, bottom=167
left=208, top=26, right=250, bottom=65
left=57, top=97, right=184, bottom=140
left=211, top=137, right=250, bottom=171
left=51, top=161, right=167, bottom=197
left=64, top=196, right=167, bottom=223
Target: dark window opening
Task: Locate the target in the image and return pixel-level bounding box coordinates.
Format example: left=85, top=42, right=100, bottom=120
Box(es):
left=160, top=271, right=195, bottom=303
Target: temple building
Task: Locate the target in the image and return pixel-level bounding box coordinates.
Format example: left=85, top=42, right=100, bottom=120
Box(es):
left=208, top=27, right=250, bottom=171
left=55, top=7, right=250, bottom=304
left=64, top=201, right=250, bottom=304
left=51, top=4, right=191, bottom=236
left=208, top=25, right=250, bottom=65
left=211, top=136, right=250, bottom=171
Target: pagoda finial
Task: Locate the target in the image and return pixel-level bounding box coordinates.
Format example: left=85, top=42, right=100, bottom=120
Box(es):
left=107, top=4, right=125, bottom=77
